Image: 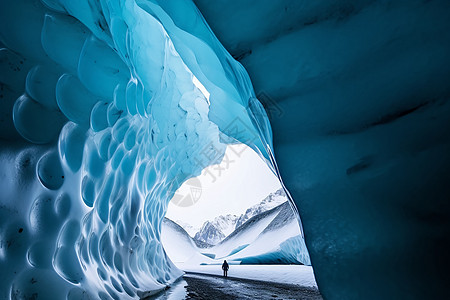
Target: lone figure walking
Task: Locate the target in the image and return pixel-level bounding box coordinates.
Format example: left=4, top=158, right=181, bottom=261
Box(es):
left=222, top=260, right=229, bottom=277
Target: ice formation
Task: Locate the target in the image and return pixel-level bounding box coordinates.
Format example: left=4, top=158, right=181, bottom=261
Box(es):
left=0, top=0, right=291, bottom=299
left=2, top=0, right=450, bottom=299
left=195, top=1, right=450, bottom=299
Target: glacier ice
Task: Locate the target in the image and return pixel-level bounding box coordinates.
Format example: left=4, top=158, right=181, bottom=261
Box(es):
left=0, top=0, right=286, bottom=299
left=195, top=0, right=450, bottom=299
left=2, top=0, right=450, bottom=299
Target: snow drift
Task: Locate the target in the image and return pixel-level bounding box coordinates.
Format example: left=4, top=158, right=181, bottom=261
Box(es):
left=191, top=188, right=287, bottom=246
left=161, top=201, right=310, bottom=267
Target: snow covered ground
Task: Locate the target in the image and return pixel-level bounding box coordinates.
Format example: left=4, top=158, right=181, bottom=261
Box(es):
left=161, top=218, right=215, bottom=264
left=181, top=265, right=318, bottom=288
left=161, top=217, right=316, bottom=288
left=207, top=203, right=281, bottom=259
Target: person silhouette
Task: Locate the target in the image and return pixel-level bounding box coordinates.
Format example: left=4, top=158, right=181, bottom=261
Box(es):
left=222, top=260, right=229, bottom=277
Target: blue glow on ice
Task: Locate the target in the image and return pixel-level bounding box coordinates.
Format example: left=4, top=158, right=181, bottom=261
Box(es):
left=0, top=0, right=292, bottom=298
left=4, top=1, right=449, bottom=299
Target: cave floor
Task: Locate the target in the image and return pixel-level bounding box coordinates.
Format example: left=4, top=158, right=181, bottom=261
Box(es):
left=145, top=272, right=323, bottom=300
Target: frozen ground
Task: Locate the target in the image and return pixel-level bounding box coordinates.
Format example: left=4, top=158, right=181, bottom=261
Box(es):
left=180, top=265, right=318, bottom=288
left=145, top=273, right=322, bottom=300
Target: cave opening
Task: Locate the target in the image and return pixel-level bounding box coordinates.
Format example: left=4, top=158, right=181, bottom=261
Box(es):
left=162, top=142, right=313, bottom=285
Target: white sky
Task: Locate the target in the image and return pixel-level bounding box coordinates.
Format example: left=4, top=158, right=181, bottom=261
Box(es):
left=165, top=144, right=282, bottom=228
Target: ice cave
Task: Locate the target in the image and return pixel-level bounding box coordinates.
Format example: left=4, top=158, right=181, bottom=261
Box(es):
left=1, top=0, right=449, bottom=299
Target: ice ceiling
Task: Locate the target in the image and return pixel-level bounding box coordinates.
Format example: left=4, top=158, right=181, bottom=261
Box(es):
left=0, top=0, right=277, bottom=299
left=1, top=0, right=450, bottom=299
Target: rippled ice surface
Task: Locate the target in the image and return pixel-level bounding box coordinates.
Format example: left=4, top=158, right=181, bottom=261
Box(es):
left=0, top=0, right=278, bottom=299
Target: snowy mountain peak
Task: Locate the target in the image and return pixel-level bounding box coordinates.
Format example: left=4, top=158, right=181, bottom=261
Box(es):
left=235, top=188, right=287, bottom=229
left=194, top=214, right=239, bottom=245
left=192, top=188, right=287, bottom=245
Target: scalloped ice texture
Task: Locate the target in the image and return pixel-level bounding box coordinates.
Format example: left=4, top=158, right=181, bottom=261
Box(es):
left=0, top=0, right=289, bottom=299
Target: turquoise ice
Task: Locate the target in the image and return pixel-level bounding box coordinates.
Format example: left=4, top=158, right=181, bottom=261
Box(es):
left=0, top=0, right=288, bottom=298
left=2, top=0, right=450, bottom=299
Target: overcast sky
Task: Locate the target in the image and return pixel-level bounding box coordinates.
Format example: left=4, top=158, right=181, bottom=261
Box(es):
left=165, top=144, right=282, bottom=228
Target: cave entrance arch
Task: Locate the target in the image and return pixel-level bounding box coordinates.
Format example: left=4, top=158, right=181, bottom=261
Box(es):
left=163, top=142, right=312, bottom=277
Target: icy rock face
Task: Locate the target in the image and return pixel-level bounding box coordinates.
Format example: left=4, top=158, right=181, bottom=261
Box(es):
left=231, top=202, right=311, bottom=266
left=194, top=214, right=238, bottom=245
left=235, top=188, right=286, bottom=229
left=0, top=0, right=276, bottom=299
left=193, top=188, right=288, bottom=245
left=194, top=0, right=450, bottom=299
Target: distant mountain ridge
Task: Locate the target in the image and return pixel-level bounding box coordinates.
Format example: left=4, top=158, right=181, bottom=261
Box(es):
left=173, top=220, right=199, bottom=237
left=194, top=214, right=239, bottom=245
left=235, top=188, right=286, bottom=229
left=161, top=192, right=311, bottom=266
left=192, top=188, right=287, bottom=245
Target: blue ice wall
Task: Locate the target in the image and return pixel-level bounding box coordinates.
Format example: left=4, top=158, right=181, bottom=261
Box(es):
left=4, top=0, right=449, bottom=299
left=195, top=0, right=450, bottom=299
left=0, top=0, right=281, bottom=299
